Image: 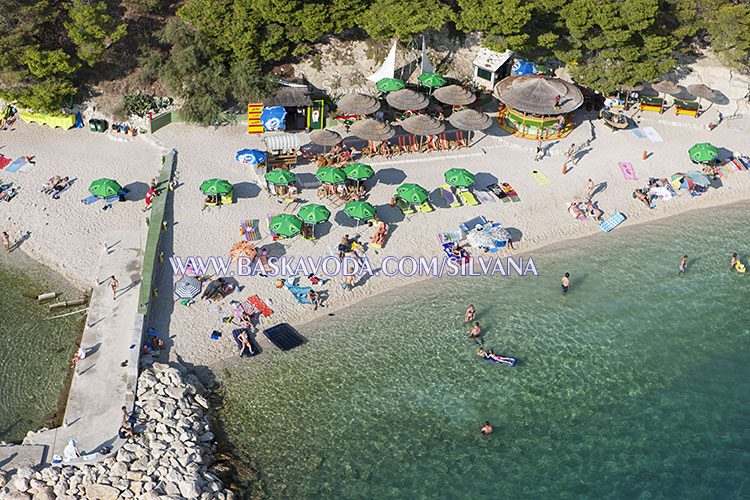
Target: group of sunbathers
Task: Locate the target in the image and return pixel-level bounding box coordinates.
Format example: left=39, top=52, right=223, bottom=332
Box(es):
left=201, top=277, right=235, bottom=301
left=568, top=200, right=604, bottom=221
left=0, top=183, right=17, bottom=201
left=41, top=175, right=72, bottom=199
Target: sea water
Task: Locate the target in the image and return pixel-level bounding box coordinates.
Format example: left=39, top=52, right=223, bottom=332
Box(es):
left=218, top=202, right=750, bottom=499
left=0, top=254, right=84, bottom=443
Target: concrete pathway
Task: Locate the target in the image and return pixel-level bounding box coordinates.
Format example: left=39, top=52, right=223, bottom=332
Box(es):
left=9, top=229, right=146, bottom=468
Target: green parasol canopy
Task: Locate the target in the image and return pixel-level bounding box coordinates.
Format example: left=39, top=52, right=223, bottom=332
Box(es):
left=396, top=183, right=429, bottom=204
left=344, top=201, right=376, bottom=220
left=418, top=72, right=447, bottom=88
left=688, top=143, right=718, bottom=163
left=377, top=78, right=405, bottom=93
left=343, top=163, right=374, bottom=181
left=199, top=178, right=233, bottom=195
left=297, top=204, right=331, bottom=224
left=264, top=169, right=296, bottom=185
left=88, top=178, right=122, bottom=198
left=270, top=213, right=303, bottom=237
left=315, top=166, right=347, bottom=185
left=444, top=168, right=475, bottom=188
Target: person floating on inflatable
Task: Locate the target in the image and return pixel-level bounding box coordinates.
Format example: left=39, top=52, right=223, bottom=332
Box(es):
left=731, top=253, right=745, bottom=273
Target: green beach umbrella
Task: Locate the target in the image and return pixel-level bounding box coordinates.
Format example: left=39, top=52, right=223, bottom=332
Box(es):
left=344, top=201, right=376, bottom=220
left=343, top=163, right=374, bottom=181
left=88, top=178, right=122, bottom=198
left=315, top=166, right=346, bottom=185
left=297, top=204, right=331, bottom=224
left=396, top=183, right=429, bottom=204
left=418, top=72, right=447, bottom=88
left=688, top=143, right=718, bottom=163
left=377, top=78, right=405, bottom=93
left=444, top=168, right=475, bottom=188
left=269, top=213, right=303, bottom=238
left=199, top=178, right=233, bottom=195
left=264, top=169, right=296, bottom=186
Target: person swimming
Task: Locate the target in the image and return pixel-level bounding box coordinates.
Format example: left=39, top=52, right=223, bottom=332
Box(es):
left=679, top=255, right=687, bottom=273
left=481, top=421, right=493, bottom=435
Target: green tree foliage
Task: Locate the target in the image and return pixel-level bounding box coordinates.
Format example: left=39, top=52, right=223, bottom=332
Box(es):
left=65, top=0, right=127, bottom=66
left=453, top=0, right=534, bottom=51
left=359, top=0, right=451, bottom=39
left=707, top=2, right=750, bottom=69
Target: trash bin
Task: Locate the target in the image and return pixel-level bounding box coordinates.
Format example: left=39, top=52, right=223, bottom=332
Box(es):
left=89, top=119, right=98, bottom=131
left=96, top=120, right=107, bottom=132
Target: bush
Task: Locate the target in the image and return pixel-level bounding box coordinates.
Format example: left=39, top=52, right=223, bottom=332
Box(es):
left=123, top=92, right=158, bottom=117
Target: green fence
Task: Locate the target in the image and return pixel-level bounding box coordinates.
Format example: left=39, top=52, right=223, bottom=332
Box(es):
left=137, top=150, right=176, bottom=315
left=149, top=110, right=245, bottom=133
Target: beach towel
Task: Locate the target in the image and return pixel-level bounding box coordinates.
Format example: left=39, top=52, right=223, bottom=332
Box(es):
left=248, top=295, right=273, bottom=316
left=0, top=156, right=10, bottom=169
left=440, top=184, right=461, bottom=207
left=474, top=190, right=496, bottom=203
left=397, top=136, right=408, bottom=152
left=428, top=135, right=438, bottom=150
left=242, top=219, right=261, bottom=241
left=618, top=162, right=637, bottom=180
left=52, top=184, right=71, bottom=199
left=501, top=183, right=520, bottom=202
left=4, top=158, right=27, bottom=173
left=81, top=194, right=100, bottom=205
left=287, top=285, right=312, bottom=304
left=456, top=131, right=467, bottom=147
left=437, top=230, right=463, bottom=244
left=641, top=127, right=663, bottom=143
left=232, top=329, right=257, bottom=357
left=599, top=212, right=625, bottom=232
left=408, top=135, right=418, bottom=152
left=529, top=170, right=551, bottom=186
left=439, top=133, right=449, bottom=149
left=631, top=129, right=646, bottom=139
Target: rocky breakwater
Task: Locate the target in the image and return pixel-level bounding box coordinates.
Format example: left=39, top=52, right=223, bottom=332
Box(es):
left=0, top=363, right=237, bottom=500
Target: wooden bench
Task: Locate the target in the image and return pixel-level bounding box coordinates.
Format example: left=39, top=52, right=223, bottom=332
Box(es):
left=639, top=96, right=664, bottom=114
left=266, top=153, right=297, bottom=170
left=674, top=99, right=699, bottom=118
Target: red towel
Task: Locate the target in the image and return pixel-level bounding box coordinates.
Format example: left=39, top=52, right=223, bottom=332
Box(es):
left=0, top=156, right=10, bottom=169
left=248, top=295, right=273, bottom=317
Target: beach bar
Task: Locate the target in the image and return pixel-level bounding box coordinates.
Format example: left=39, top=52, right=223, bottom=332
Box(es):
left=493, top=74, right=583, bottom=140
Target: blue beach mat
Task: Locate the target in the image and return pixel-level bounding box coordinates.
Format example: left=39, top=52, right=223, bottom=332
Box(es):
left=263, top=323, right=305, bottom=351
left=81, top=194, right=100, bottom=205
left=599, top=212, right=625, bottom=232
left=232, top=328, right=257, bottom=357
left=4, top=158, right=28, bottom=173
left=287, top=285, right=312, bottom=304
left=632, top=129, right=646, bottom=139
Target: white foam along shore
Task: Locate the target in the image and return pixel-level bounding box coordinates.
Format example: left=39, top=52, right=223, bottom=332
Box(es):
left=0, top=56, right=749, bottom=375
left=0, top=363, right=238, bottom=500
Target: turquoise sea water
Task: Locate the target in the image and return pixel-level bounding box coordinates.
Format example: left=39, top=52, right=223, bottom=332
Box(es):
left=0, top=254, right=84, bottom=443
left=219, top=203, right=750, bottom=500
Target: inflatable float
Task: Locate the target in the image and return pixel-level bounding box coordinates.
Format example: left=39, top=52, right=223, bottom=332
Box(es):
left=478, top=348, right=517, bottom=367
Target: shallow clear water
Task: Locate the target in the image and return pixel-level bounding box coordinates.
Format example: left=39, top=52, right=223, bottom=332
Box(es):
left=0, top=255, right=84, bottom=443
left=219, top=203, right=750, bottom=499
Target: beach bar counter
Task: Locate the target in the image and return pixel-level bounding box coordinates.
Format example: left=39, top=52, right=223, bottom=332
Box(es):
left=493, top=74, right=583, bottom=140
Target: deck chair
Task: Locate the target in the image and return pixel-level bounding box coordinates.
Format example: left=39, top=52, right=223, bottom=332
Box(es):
left=397, top=136, right=408, bottom=153
left=458, top=188, right=479, bottom=206
left=456, top=131, right=468, bottom=148
left=417, top=200, right=433, bottom=212
left=395, top=196, right=415, bottom=214
left=428, top=136, right=438, bottom=151
left=369, top=141, right=378, bottom=156
left=438, top=133, right=449, bottom=150
left=439, top=184, right=461, bottom=207
left=408, top=135, right=419, bottom=152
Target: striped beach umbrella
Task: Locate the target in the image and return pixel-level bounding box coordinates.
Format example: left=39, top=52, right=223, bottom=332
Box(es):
left=174, top=276, right=201, bottom=300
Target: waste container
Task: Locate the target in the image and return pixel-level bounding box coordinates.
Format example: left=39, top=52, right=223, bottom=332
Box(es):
left=89, top=119, right=97, bottom=131
left=96, top=120, right=107, bottom=132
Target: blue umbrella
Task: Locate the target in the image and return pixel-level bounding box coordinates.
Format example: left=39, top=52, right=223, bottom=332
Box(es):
left=174, top=276, right=201, bottom=300
left=512, top=60, right=538, bottom=76
left=236, top=149, right=266, bottom=165
left=260, top=106, right=287, bottom=132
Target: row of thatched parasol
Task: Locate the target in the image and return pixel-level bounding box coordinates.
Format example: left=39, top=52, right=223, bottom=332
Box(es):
left=338, top=85, right=476, bottom=115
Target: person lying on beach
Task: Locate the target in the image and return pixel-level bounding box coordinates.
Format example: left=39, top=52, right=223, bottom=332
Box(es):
left=372, top=224, right=388, bottom=246
left=52, top=177, right=70, bottom=198
left=338, top=236, right=363, bottom=263
left=237, top=329, right=254, bottom=357
left=585, top=200, right=603, bottom=221
left=308, top=273, right=328, bottom=285
left=568, top=202, right=585, bottom=219
left=201, top=278, right=224, bottom=299
left=308, top=289, right=320, bottom=310
left=41, top=176, right=61, bottom=195
left=633, top=190, right=652, bottom=209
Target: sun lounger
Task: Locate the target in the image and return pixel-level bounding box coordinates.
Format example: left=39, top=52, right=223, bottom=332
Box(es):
left=474, top=190, right=496, bottom=203
left=458, top=188, right=479, bottom=206
left=428, top=136, right=438, bottom=150
left=417, top=200, right=433, bottom=212
left=438, top=133, right=449, bottom=150
left=456, top=131, right=467, bottom=148
left=487, top=184, right=509, bottom=202
left=408, top=135, right=419, bottom=152
left=397, top=136, right=408, bottom=153
left=440, top=184, right=461, bottom=207
left=394, top=197, right=415, bottom=214
left=370, top=222, right=389, bottom=249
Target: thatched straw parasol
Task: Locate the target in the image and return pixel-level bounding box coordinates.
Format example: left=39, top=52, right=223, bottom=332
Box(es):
left=434, top=85, right=476, bottom=106
left=448, top=109, right=492, bottom=145
left=493, top=75, right=583, bottom=115
left=386, top=89, right=429, bottom=111
left=350, top=119, right=395, bottom=141
left=309, top=129, right=342, bottom=146
left=338, top=93, right=381, bottom=116
left=620, top=83, right=644, bottom=92
left=400, top=115, right=445, bottom=137
left=652, top=80, right=680, bottom=95
left=687, top=84, right=717, bottom=109
left=229, top=241, right=257, bottom=263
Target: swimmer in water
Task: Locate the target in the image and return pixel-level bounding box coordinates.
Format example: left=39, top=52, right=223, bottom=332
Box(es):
left=469, top=322, right=481, bottom=339
left=481, top=421, right=493, bottom=435
left=561, top=272, right=570, bottom=294
left=679, top=255, right=687, bottom=273
left=465, top=305, right=475, bottom=324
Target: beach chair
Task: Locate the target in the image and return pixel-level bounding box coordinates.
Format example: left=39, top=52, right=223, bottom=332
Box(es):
left=417, top=200, right=433, bottom=212
left=439, top=184, right=461, bottom=207
left=428, top=136, right=438, bottom=151
left=458, top=188, right=479, bottom=206
left=674, top=99, right=699, bottom=118
left=369, top=141, right=379, bottom=156
left=370, top=222, right=389, bottom=249
left=438, top=133, right=449, bottom=150
left=408, top=135, right=419, bottom=152
left=639, top=96, right=664, bottom=114
left=456, top=131, right=468, bottom=148
left=397, top=136, right=408, bottom=153
left=394, top=196, right=415, bottom=214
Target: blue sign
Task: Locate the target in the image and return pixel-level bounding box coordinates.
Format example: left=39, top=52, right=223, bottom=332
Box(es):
left=261, top=106, right=287, bottom=132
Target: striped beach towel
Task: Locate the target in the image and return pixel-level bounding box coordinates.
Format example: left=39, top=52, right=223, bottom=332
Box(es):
left=408, top=135, right=418, bottom=152
left=456, top=131, right=467, bottom=147
left=439, top=133, right=449, bottom=150
left=242, top=219, right=261, bottom=241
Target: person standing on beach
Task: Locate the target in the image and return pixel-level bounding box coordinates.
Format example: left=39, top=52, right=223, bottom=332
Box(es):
left=465, top=305, right=476, bottom=324
left=2, top=231, right=9, bottom=252
left=679, top=255, right=688, bottom=273
left=562, top=273, right=570, bottom=294
left=143, top=188, right=154, bottom=212
left=564, top=144, right=577, bottom=168
left=586, top=179, right=594, bottom=200
left=109, top=275, right=119, bottom=300
left=534, top=138, right=543, bottom=161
